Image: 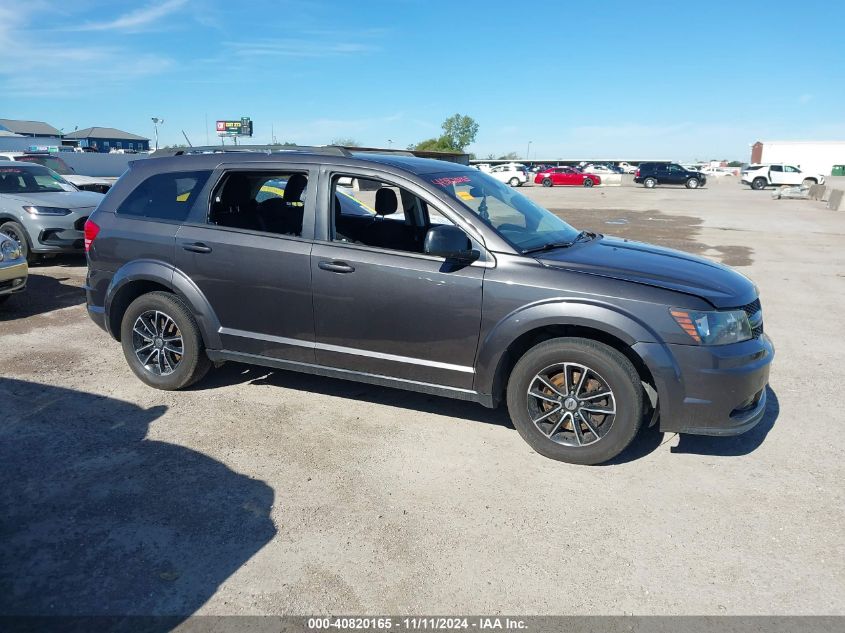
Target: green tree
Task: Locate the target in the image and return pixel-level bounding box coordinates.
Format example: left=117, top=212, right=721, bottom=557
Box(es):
left=331, top=137, right=362, bottom=147
left=413, top=137, right=455, bottom=152
left=727, top=160, right=743, bottom=167
left=497, top=151, right=519, bottom=160
left=441, top=113, right=479, bottom=150
left=411, top=114, right=479, bottom=153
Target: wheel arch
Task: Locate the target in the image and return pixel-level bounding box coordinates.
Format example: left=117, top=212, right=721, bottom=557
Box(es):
left=105, top=260, right=222, bottom=349
left=476, top=303, right=659, bottom=407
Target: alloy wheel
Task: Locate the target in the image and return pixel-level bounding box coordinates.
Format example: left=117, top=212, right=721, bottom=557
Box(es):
left=526, top=362, right=616, bottom=447
left=132, top=310, right=184, bottom=376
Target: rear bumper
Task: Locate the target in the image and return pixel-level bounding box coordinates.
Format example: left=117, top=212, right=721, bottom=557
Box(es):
left=634, top=333, right=774, bottom=436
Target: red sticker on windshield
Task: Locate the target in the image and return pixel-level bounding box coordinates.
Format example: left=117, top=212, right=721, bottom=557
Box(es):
left=432, top=176, right=470, bottom=187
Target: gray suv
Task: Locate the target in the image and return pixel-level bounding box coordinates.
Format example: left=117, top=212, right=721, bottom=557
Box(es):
left=84, top=147, right=773, bottom=464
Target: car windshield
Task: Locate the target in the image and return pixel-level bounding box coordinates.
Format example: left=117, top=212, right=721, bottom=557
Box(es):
left=0, top=164, right=76, bottom=193
left=16, top=155, right=75, bottom=175
left=429, top=170, right=580, bottom=251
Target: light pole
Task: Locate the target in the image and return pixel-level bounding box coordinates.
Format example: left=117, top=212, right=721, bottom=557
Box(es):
left=388, top=139, right=393, bottom=149
left=151, top=117, right=164, bottom=150
left=526, top=141, right=532, bottom=161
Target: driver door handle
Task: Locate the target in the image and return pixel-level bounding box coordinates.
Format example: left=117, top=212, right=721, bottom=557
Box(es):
left=182, top=242, right=212, bottom=253
left=318, top=260, right=355, bottom=274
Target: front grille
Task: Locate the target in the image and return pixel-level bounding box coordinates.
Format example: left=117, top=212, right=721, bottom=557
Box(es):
left=741, top=298, right=763, bottom=338
left=74, top=216, right=89, bottom=231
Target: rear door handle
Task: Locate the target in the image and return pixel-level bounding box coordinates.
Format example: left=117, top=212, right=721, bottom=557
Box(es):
left=182, top=242, right=212, bottom=254
left=318, top=260, right=355, bottom=273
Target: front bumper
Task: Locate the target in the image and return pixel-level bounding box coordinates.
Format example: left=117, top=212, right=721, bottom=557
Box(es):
left=22, top=211, right=90, bottom=254
left=634, top=333, right=774, bottom=436
left=0, top=260, right=28, bottom=295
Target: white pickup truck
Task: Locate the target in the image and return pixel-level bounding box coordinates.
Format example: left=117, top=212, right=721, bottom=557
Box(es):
left=741, top=163, right=825, bottom=190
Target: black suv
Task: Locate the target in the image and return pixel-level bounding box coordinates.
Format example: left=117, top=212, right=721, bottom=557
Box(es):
left=634, top=162, right=706, bottom=189
left=84, top=147, right=772, bottom=464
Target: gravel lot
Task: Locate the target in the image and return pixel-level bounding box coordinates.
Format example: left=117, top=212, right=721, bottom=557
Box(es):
left=2, top=177, right=844, bottom=617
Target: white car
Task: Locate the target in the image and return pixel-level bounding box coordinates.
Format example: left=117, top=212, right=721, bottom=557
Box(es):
left=0, top=152, right=116, bottom=193
left=700, top=167, right=735, bottom=178
left=617, top=162, right=637, bottom=174
left=740, top=164, right=825, bottom=190
left=581, top=164, right=617, bottom=175
left=487, top=163, right=528, bottom=187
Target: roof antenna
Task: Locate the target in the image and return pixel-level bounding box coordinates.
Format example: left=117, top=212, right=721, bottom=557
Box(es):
left=182, top=130, right=193, bottom=147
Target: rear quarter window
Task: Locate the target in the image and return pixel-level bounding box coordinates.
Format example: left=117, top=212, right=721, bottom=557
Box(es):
left=117, top=170, right=211, bottom=222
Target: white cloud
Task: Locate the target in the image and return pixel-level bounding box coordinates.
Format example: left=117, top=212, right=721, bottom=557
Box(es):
left=0, top=2, right=174, bottom=97
left=75, top=0, right=188, bottom=32
left=224, top=38, right=379, bottom=59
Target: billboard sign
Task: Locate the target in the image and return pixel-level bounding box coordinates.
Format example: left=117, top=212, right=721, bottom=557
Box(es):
left=216, top=117, right=253, bottom=137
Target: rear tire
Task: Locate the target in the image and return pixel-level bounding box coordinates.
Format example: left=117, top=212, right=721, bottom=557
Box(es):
left=0, top=221, right=32, bottom=262
left=542, top=178, right=553, bottom=187
left=120, top=291, right=211, bottom=390
left=685, top=177, right=700, bottom=189
left=508, top=177, right=520, bottom=187
left=506, top=337, right=644, bottom=465
left=643, top=177, right=657, bottom=188
left=751, top=177, right=766, bottom=190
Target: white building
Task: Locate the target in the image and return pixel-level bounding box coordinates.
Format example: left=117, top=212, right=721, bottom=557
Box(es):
left=750, top=141, right=845, bottom=176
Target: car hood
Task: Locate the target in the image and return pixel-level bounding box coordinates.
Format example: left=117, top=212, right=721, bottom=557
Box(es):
left=537, top=235, right=756, bottom=308
left=1, top=190, right=105, bottom=209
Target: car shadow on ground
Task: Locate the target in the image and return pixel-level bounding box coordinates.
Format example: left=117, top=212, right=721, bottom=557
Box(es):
left=0, top=378, right=276, bottom=627
left=195, top=362, right=515, bottom=428
left=671, top=386, right=779, bottom=456
left=0, top=273, right=85, bottom=320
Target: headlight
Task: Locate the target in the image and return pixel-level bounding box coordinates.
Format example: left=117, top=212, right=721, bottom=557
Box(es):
left=0, top=239, right=21, bottom=261
left=670, top=308, right=752, bottom=345
left=23, top=205, right=71, bottom=216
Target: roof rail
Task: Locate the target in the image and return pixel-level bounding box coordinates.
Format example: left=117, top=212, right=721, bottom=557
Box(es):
left=348, top=146, right=416, bottom=157
left=149, top=144, right=352, bottom=158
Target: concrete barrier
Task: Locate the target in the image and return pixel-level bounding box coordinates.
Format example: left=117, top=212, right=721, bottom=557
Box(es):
left=827, top=189, right=844, bottom=211
left=597, top=173, right=622, bottom=187
left=809, top=184, right=827, bottom=200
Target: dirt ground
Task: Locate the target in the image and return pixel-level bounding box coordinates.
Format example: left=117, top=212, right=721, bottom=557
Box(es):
left=1, top=177, right=844, bottom=618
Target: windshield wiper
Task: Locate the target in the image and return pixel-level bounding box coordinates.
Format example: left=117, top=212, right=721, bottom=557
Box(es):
left=522, top=231, right=595, bottom=254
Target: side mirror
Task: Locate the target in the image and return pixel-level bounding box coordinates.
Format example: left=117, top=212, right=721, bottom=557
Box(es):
left=424, top=225, right=479, bottom=264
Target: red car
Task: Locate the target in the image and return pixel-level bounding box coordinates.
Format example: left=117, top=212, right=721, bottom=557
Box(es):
left=534, top=167, right=601, bottom=188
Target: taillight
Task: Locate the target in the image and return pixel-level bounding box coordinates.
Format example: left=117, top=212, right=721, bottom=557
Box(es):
left=635, top=169, right=640, bottom=177
left=84, top=219, right=100, bottom=252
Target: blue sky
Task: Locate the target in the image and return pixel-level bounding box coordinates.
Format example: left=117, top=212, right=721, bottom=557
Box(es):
left=2, top=0, right=844, bottom=160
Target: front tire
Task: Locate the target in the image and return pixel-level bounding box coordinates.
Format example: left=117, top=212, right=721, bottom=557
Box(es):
left=542, top=178, right=553, bottom=187
left=751, top=177, right=766, bottom=190
left=120, top=291, right=211, bottom=390
left=583, top=178, right=594, bottom=188
left=506, top=338, right=644, bottom=465
left=508, top=177, right=520, bottom=187
left=0, top=221, right=32, bottom=262
left=685, top=177, right=700, bottom=189
left=643, top=177, right=657, bottom=188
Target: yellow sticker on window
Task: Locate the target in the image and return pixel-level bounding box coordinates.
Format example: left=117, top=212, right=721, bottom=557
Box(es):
left=457, top=191, right=474, bottom=201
